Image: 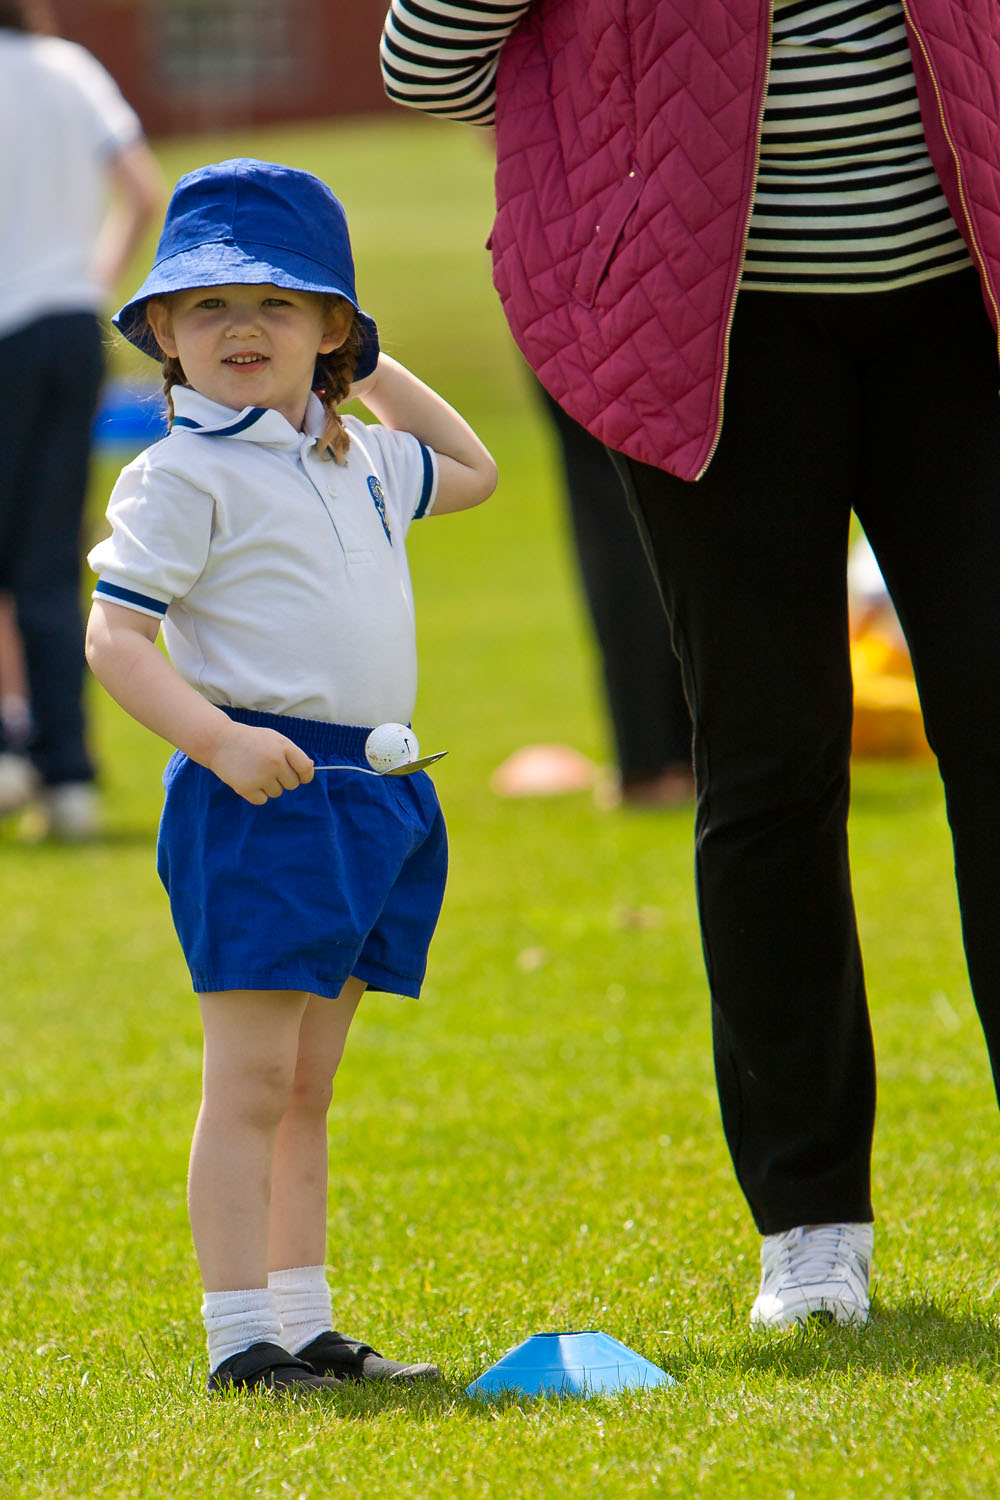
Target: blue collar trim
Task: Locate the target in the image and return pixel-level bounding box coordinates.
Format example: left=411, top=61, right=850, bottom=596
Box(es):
left=172, top=407, right=268, bottom=437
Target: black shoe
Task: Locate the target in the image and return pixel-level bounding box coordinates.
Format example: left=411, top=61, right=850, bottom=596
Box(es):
left=208, top=1340, right=343, bottom=1395
left=298, top=1330, right=441, bottom=1384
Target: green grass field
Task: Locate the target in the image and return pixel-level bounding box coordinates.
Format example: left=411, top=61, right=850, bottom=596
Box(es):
left=2, top=116, right=999, bottom=1499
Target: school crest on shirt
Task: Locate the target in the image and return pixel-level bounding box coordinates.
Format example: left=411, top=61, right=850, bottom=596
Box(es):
left=367, top=475, right=391, bottom=542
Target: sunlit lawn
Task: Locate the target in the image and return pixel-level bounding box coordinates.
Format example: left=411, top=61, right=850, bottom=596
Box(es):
left=1, top=115, right=998, bottom=1499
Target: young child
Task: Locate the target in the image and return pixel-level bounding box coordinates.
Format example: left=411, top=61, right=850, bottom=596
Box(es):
left=85, top=158, right=497, bottom=1395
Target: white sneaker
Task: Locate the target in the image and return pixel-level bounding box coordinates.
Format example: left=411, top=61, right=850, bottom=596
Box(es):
left=44, top=782, right=101, bottom=841
left=0, top=752, right=37, bottom=816
left=750, top=1222, right=873, bottom=1329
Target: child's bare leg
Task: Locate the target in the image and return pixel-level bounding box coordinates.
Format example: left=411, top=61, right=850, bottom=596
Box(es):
left=263, top=977, right=441, bottom=1382
left=268, top=976, right=366, bottom=1271
left=189, top=988, right=310, bottom=1291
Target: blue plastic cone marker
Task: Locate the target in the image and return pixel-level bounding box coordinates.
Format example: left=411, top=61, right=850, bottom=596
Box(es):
left=466, top=1331, right=675, bottom=1399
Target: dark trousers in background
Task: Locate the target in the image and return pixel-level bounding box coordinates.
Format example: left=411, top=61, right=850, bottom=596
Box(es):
left=538, top=382, right=693, bottom=782
left=612, top=269, right=1000, bottom=1233
left=0, top=311, right=102, bottom=786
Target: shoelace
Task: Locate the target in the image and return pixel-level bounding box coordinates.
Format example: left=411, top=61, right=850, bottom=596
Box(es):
left=769, top=1225, right=861, bottom=1284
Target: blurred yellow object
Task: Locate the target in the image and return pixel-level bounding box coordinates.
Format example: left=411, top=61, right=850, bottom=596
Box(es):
left=851, top=630, right=932, bottom=760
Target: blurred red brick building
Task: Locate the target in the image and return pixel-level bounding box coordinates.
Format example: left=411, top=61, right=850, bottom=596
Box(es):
left=47, top=0, right=393, bottom=136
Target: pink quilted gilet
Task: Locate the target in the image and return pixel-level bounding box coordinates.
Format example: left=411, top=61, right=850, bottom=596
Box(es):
left=490, top=0, right=1000, bottom=481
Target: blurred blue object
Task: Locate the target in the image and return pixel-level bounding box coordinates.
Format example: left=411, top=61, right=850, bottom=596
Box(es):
left=466, top=1330, right=674, bottom=1399
left=92, top=378, right=168, bottom=452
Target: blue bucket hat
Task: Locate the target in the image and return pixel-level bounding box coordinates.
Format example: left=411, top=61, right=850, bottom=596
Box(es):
left=114, top=158, right=379, bottom=381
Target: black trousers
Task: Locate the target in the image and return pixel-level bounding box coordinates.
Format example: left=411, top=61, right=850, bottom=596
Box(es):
left=537, top=382, right=693, bottom=780
left=0, top=311, right=102, bottom=785
left=612, top=269, right=1000, bottom=1233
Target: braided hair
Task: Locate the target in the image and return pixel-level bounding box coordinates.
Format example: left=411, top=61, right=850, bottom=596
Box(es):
left=313, top=302, right=363, bottom=464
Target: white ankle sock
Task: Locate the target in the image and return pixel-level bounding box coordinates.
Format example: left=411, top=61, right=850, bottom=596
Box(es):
left=201, top=1287, right=284, bottom=1371
left=268, top=1264, right=333, bottom=1354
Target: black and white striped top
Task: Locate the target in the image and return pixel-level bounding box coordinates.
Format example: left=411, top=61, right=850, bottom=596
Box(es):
left=380, top=0, right=528, bottom=126
left=746, top=0, right=971, bottom=290
left=380, top=0, right=971, bottom=292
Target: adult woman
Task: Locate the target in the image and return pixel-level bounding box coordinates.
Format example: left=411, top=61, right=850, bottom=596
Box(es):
left=381, top=0, right=1000, bottom=1325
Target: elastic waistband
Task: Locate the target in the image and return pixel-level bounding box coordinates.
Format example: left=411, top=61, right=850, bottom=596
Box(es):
left=222, top=707, right=374, bottom=760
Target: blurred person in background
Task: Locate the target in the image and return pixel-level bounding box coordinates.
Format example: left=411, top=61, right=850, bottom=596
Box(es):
left=536, top=380, right=694, bottom=808
left=481, top=121, right=693, bottom=807
left=494, top=378, right=695, bottom=805
left=0, top=0, right=162, bottom=838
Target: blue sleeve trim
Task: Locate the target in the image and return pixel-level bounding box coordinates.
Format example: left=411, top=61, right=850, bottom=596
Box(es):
left=414, top=443, right=435, bottom=518
left=94, top=579, right=168, bottom=616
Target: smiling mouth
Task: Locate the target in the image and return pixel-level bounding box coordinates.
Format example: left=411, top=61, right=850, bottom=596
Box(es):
left=224, top=354, right=267, bottom=367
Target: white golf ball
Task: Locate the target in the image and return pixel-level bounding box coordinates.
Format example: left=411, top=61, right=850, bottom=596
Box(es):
left=365, top=722, right=419, bottom=773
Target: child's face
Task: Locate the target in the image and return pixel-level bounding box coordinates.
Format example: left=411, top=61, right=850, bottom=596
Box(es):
left=146, top=284, right=351, bottom=429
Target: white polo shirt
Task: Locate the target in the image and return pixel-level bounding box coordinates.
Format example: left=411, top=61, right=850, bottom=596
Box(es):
left=0, top=33, right=143, bottom=338
left=89, top=388, right=439, bottom=727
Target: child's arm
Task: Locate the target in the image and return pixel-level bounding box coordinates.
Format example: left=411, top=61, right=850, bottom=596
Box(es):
left=85, top=601, right=314, bottom=804
left=351, top=355, right=498, bottom=514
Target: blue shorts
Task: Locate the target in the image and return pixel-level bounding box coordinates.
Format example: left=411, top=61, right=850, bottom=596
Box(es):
left=156, top=709, right=448, bottom=999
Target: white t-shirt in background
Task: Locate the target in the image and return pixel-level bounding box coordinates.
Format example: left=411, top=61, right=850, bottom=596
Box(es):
left=0, top=32, right=142, bottom=338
